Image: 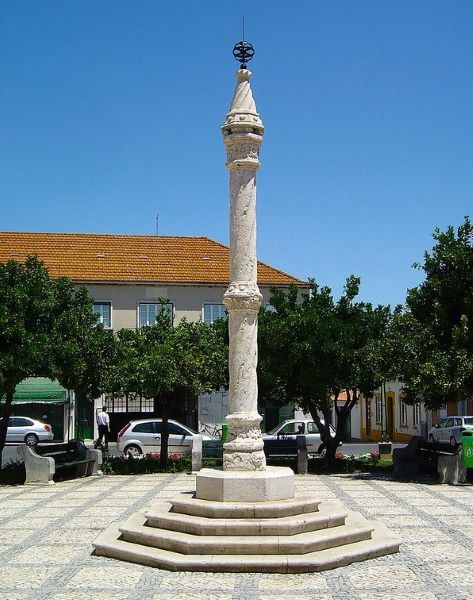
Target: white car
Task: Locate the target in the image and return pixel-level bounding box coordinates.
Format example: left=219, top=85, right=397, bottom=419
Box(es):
left=262, top=418, right=337, bottom=457
left=2, top=417, right=53, bottom=446
left=117, top=418, right=218, bottom=457
left=428, top=415, right=473, bottom=445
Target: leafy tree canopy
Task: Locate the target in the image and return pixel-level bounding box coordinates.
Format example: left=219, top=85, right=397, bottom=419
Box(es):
left=105, top=311, right=228, bottom=466
left=258, top=277, right=391, bottom=461
left=398, top=217, right=473, bottom=408
left=0, top=257, right=105, bottom=465
left=0, top=257, right=57, bottom=394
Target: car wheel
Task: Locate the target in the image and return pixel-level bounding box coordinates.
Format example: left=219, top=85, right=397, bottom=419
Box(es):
left=25, top=433, right=39, bottom=447
left=450, top=436, right=457, bottom=446
left=429, top=434, right=435, bottom=443
left=124, top=444, right=142, bottom=458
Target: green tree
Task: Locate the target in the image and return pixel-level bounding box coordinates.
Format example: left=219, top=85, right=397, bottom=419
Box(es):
left=104, top=327, right=145, bottom=402
left=258, top=278, right=391, bottom=463
left=48, top=277, right=116, bottom=438
left=108, top=312, right=228, bottom=468
left=0, top=257, right=57, bottom=466
left=0, top=257, right=113, bottom=465
left=398, top=217, right=473, bottom=408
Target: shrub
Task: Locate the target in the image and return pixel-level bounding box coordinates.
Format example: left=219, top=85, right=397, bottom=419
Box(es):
left=0, top=460, right=26, bottom=485
left=102, top=452, right=223, bottom=475
left=370, top=449, right=380, bottom=464
left=102, top=453, right=192, bottom=475
left=308, top=453, right=393, bottom=475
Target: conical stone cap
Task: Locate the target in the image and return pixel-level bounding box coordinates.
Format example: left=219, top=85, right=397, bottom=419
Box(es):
left=222, top=69, right=263, bottom=132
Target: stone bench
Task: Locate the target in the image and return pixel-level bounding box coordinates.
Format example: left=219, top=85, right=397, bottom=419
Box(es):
left=18, top=439, right=102, bottom=484
left=393, top=436, right=464, bottom=483
left=263, top=435, right=308, bottom=474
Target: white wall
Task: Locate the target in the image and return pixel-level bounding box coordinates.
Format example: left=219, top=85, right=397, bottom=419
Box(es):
left=198, top=390, right=229, bottom=434
left=85, top=283, right=282, bottom=330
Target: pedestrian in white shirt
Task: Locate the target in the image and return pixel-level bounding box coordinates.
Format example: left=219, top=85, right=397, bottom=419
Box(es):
left=95, top=406, right=110, bottom=451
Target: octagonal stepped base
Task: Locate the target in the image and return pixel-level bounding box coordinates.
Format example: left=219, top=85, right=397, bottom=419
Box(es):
left=93, top=492, right=400, bottom=573
left=145, top=500, right=348, bottom=536
left=171, top=492, right=321, bottom=519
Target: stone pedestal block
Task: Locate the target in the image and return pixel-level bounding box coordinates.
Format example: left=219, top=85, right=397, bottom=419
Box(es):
left=438, top=453, right=467, bottom=484
left=192, top=434, right=203, bottom=472
left=196, top=466, right=295, bottom=502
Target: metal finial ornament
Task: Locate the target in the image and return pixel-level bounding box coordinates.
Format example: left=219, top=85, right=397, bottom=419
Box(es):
left=232, top=40, right=254, bottom=69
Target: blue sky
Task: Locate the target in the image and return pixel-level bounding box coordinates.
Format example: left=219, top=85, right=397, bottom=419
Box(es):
left=1, top=1, right=472, bottom=306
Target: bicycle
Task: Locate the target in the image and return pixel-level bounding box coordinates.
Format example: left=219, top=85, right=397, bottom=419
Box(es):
left=200, top=423, right=222, bottom=437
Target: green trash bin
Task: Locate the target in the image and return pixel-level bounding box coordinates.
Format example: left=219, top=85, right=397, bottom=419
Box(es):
left=461, top=430, right=473, bottom=468
left=221, top=423, right=228, bottom=443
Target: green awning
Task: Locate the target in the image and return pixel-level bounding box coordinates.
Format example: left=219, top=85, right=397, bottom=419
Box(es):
left=1, top=378, right=68, bottom=405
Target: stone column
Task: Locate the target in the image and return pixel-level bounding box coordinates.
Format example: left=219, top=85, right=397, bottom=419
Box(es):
left=222, top=68, right=266, bottom=471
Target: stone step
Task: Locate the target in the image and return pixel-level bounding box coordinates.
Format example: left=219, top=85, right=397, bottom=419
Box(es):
left=93, top=520, right=400, bottom=573
left=170, top=492, right=321, bottom=519
left=119, top=511, right=374, bottom=555
left=145, top=501, right=348, bottom=536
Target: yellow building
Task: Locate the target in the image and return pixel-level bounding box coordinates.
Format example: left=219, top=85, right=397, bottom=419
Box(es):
left=359, top=380, right=428, bottom=443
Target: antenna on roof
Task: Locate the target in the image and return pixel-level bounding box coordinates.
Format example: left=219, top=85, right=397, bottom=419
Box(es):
left=155, top=213, right=159, bottom=236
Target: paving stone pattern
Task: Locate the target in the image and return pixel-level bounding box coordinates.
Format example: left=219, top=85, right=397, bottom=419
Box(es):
left=0, top=473, right=472, bottom=599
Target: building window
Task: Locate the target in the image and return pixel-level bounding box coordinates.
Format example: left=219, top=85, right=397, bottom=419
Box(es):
left=400, top=399, right=408, bottom=426
left=375, top=395, right=382, bottom=424
left=93, top=302, right=111, bottom=328
left=106, top=394, right=154, bottom=413
left=139, top=302, right=173, bottom=327
left=203, top=303, right=227, bottom=324
left=413, top=403, right=421, bottom=428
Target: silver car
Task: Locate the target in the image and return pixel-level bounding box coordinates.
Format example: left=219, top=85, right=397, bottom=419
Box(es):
left=428, top=415, right=473, bottom=445
left=262, top=418, right=337, bottom=456
left=3, top=417, right=54, bottom=446
left=117, top=419, right=218, bottom=457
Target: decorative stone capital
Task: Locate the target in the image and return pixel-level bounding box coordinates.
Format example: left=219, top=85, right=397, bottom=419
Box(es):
left=223, top=413, right=266, bottom=471
left=224, top=282, right=262, bottom=312
left=222, top=68, right=264, bottom=174
left=224, top=135, right=262, bottom=171
left=225, top=412, right=263, bottom=430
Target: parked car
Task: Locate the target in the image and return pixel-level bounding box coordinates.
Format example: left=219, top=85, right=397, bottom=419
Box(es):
left=428, top=416, right=473, bottom=445
left=1, top=417, right=53, bottom=446
left=262, top=418, right=338, bottom=458
left=117, top=419, right=218, bottom=457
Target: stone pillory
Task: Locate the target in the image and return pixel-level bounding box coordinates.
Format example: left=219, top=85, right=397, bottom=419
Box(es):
left=221, top=64, right=266, bottom=472
left=92, top=41, right=400, bottom=573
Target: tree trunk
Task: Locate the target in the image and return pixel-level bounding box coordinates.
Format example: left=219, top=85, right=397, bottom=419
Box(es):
left=160, top=398, right=169, bottom=469
left=324, top=409, right=350, bottom=465
left=323, top=435, right=342, bottom=465
left=309, top=402, right=348, bottom=467
left=0, top=391, right=14, bottom=469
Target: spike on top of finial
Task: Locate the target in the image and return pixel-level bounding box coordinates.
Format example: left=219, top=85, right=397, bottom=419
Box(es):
left=232, top=40, right=255, bottom=69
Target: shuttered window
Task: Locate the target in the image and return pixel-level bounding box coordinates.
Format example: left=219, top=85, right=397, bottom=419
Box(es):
left=93, top=302, right=111, bottom=328
left=203, top=304, right=227, bottom=324
left=139, top=303, right=173, bottom=327
left=400, top=400, right=408, bottom=426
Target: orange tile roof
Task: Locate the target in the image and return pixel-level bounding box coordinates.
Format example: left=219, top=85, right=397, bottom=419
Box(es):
left=0, top=232, right=307, bottom=287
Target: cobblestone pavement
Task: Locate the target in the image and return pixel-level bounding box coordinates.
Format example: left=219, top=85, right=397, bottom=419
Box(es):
left=0, top=472, right=472, bottom=600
